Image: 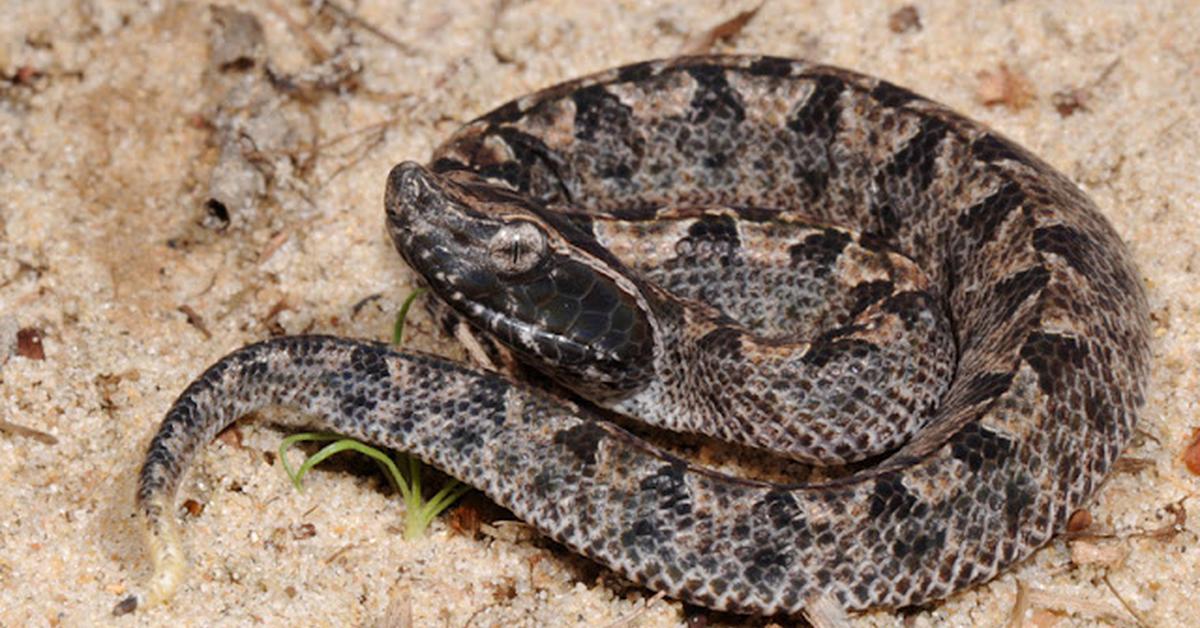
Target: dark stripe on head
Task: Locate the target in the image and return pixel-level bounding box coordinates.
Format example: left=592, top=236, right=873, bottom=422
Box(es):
left=431, top=157, right=470, bottom=174
left=526, top=203, right=642, bottom=282
left=476, top=127, right=563, bottom=194
left=562, top=212, right=595, bottom=238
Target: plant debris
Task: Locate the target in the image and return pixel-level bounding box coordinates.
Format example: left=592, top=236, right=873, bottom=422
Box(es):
left=678, top=3, right=763, bottom=55
left=0, top=419, right=58, bottom=445
left=977, top=63, right=1034, bottom=110
left=1067, top=509, right=1093, bottom=533
left=177, top=305, right=212, bottom=339
left=1112, top=456, right=1155, bottom=474
left=1070, top=538, right=1128, bottom=568
left=1051, top=60, right=1120, bottom=118
left=1183, top=427, right=1200, bottom=475
left=16, top=327, right=44, bottom=360
left=1009, top=581, right=1143, bottom=627
left=210, top=5, right=265, bottom=72
left=888, top=6, right=922, bottom=34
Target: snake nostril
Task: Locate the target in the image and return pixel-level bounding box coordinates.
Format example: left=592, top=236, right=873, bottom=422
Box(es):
left=387, top=161, right=437, bottom=212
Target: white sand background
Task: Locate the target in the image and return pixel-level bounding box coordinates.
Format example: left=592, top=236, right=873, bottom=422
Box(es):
left=1, top=1, right=1197, bottom=626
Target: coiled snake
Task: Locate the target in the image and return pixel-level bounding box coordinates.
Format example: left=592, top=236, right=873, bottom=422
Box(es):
left=122, top=56, right=1150, bottom=616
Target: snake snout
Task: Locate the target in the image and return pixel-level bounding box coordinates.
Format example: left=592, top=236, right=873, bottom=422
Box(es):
left=385, top=161, right=445, bottom=222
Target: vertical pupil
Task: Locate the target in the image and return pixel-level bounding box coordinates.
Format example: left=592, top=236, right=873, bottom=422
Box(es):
left=510, top=238, right=524, bottom=264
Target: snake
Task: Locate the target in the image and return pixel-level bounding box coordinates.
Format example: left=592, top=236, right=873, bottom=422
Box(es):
left=120, top=55, right=1150, bottom=616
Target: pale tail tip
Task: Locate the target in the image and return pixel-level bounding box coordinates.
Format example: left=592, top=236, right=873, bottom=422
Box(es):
left=116, top=494, right=187, bottom=614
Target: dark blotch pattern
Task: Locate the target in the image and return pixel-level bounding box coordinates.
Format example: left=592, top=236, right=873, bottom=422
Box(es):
left=349, top=344, right=391, bottom=382
left=950, top=423, right=1014, bottom=472
left=787, top=75, right=844, bottom=137
left=478, top=128, right=564, bottom=196
left=870, top=80, right=922, bottom=108
left=1019, top=331, right=1088, bottom=395
left=639, top=461, right=691, bottom=517
left=759, top=490, right=805, bottom=531
left=786, top=75, right=844, bottom=197
left=746, top=56, right=794, bottom=78
left=617, top=60, right=658, bottom=84
left=1004, top=475, right=1036, bottom=534
left=847, top=280, right=895, bottom=318
left=695, top=326, right=744, bottom=362
left=573, top=84, right=635, bottom=142
left=881, top=290, right=937, bottom=329
left=686, top=65, right=746, bottom=125
left=1033, top=225, right=1100, bottom=278
left=884, top=116, right=949, bottom=193
left=553, top=422, right=608, bottom=467
left=868, top=473, right=919, bottom=518
left=988, top=266, right=1050, bottom=325
left=802, top=326, right=875, bottom=368
left=789, top=228, right=852, bottom=269
left=958, top=180, right=1026, bottom=246
left=687, top=214, right=741, bottom=249
left=971, top=133, right=1029, bottom=165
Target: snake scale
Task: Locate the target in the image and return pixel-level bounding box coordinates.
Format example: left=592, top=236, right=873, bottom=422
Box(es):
left=123, top=55, right=1150, bottom=616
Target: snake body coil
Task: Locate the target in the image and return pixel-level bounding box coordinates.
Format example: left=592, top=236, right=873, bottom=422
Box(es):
left=127, top=56, right=1149, bottom=615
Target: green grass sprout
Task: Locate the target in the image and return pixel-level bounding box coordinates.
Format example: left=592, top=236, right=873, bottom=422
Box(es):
left=392, top=287, right=426, bottom=345
left=278, top=288, right=468, bottom=540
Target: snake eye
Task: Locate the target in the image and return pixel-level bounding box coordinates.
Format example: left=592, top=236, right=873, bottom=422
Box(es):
left=488, top=221, right=547, bottom=275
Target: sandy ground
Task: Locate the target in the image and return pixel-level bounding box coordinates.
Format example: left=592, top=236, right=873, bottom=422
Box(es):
left=1, top=1, right=1198, bottom=626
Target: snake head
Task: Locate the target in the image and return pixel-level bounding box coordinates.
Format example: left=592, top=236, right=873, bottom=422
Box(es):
left=385, top=162, right=657, bottom=397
